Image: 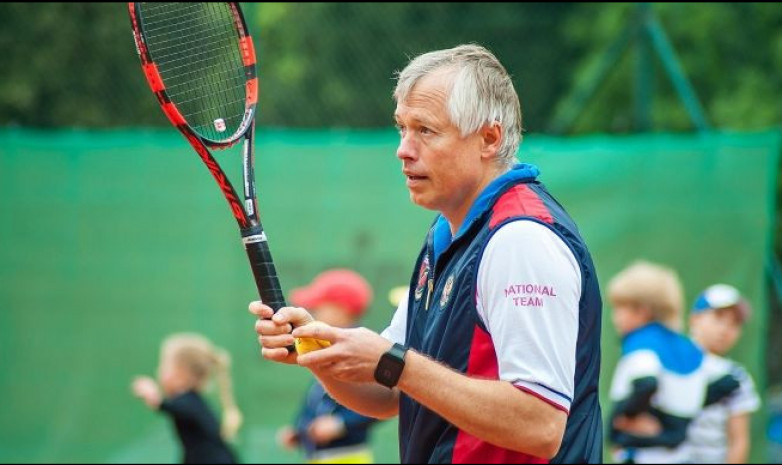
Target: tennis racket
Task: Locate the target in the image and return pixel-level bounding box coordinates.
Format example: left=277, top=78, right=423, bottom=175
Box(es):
left=128, top=3, right=287, bottom=315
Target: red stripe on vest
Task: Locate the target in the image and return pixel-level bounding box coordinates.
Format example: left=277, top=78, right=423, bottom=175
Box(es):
left=490, top=184, right=554, bottom=229
left=452, top=325, right=548, bottom=464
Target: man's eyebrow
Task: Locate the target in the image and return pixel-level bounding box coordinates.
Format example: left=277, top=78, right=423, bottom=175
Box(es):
left=395, top=112, right=436, bottom=125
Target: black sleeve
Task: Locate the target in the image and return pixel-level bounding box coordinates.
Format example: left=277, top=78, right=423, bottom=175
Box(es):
left=704, top=373, right=740, bottom=406
left=609, top=376, right=688, bottom=449
left=613, top=376, right=658, bottom=417
left=159, top=393, right=206, bottom=427
left=611, top=414, right=690, bottom=449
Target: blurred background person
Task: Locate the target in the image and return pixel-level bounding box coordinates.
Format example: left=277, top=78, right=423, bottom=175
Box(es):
left=276, top=269, right=380, bottom=464
left=685, top=284, right=761, bottom=463
left=607, top=260, right=709, bottom=464
left=132, top=333, right=242, bottom=464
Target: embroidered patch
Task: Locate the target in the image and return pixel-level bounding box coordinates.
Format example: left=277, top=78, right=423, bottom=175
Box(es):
left=414, top=255, right=430, bottom=301
left=440, top=275, right=454, bottom=308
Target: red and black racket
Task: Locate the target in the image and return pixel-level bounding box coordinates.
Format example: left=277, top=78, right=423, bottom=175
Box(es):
left=129, top=3, right=286, bottom=313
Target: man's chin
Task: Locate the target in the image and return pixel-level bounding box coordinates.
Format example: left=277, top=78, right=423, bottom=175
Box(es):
left=409, top=193, right=435, bottom=210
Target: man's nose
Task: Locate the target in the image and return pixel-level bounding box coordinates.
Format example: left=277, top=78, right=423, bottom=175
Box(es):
left=396, top=132, right=416, bottom=160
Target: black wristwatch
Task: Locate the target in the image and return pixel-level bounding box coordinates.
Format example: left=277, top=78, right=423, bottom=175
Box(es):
left=374, top=343, right=408, bottom=388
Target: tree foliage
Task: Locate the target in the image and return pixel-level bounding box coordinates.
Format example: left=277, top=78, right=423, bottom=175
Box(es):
left=2, top=3, right=780, bottom=134
left=0, top=3, right=164, bottom=127
left=559, top=3, right=782, bottom=133
left=246, top=3, right=583, bottom=131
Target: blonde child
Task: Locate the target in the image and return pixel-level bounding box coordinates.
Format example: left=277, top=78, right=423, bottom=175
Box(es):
left=132, top=333, right=241, bottom=464
left=684, top=284, right=760, bottom=463
left=607, top=260, right=710, bottom=463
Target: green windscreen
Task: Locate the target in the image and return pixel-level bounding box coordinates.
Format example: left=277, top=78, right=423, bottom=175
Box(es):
left=0, top=129, right=778, bottom=462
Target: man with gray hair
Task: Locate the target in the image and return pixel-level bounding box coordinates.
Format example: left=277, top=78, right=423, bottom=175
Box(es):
left=250, top=44, right=603, bottom=463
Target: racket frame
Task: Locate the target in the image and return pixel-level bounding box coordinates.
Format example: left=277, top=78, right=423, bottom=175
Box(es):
left=129, top=2, right=287, bottom=313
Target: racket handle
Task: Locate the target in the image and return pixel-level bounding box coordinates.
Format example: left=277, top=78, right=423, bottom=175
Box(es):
left=242, top=226, right=295, bottom=353
left=241, top=226, right=286, bottom=311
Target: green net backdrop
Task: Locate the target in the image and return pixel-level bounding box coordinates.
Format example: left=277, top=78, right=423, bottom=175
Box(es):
left=0, top=129, right=778, bottom=462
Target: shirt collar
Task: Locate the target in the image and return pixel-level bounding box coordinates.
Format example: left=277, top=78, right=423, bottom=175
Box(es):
left=432, top=163, right=540, bottom=260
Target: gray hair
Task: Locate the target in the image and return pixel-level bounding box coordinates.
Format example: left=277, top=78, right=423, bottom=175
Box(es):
left=393, top=44, right=522, bottom=168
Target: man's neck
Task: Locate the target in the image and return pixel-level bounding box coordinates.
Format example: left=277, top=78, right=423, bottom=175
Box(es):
left=443, top=164, right=509, bottom=235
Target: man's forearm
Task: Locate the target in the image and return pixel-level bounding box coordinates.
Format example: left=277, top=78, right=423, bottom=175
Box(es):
left=315, top=373, right=399, bottom=420
left=397, top=350, right=566, bottom=459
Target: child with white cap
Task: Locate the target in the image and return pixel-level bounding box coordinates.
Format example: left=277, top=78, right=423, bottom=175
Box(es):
left=685, top=284, right=761, bottom=463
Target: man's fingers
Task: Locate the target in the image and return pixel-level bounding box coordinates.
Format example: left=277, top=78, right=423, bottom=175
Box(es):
left=259, top=333, right=296, bottom=350
left=248, top=301, right=273, bottom=318
left=278, top=306, right=316, bottom=328
left=297, top=344, right=339, bottom=367
left=255, top=318, right=292, bottom=336
left=253, top=305, right=314, bottom=328
left=292, top=321, right=338, bottom=342
left=261, top=346, right=295, bottom=362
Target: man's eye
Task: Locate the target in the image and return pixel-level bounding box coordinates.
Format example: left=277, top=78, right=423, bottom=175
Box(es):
left=420, top=127, right=432, bottom=135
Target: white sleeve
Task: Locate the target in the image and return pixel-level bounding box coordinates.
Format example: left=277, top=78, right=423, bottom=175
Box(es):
left=477, top=220, right=581, bottom=413
left=727, top=364, right=761, bottom=415
left=609, top=350, right=662, bottom=402
left=380, top=296, right=408, bottom=345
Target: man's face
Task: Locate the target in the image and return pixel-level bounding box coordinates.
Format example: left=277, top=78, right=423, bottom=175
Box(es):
left=690, top=307, right=744, bottom=356
left=394, top=70, right=487, bottom=223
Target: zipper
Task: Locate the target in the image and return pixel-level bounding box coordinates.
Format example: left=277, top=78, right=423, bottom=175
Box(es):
left=424, top=240, right=436, bottom=311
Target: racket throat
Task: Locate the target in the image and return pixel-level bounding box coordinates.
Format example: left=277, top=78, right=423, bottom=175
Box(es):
left=240, top=225, right=267, bottom=244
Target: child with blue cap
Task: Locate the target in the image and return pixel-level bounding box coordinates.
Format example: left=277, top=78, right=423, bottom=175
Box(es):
left=684, top=284, right=760, bottom=463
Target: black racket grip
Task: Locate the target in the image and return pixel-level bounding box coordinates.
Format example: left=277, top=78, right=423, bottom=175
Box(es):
left=241, top=226, right=295, bottom=353
left=242, top=226, right=286, bottom=310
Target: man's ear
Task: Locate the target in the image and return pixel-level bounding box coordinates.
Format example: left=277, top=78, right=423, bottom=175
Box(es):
left=480, top=122, right=502, bottom=160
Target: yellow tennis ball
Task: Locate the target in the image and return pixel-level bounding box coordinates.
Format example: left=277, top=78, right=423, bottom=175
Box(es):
left=294, top=321, right=332, bottom=355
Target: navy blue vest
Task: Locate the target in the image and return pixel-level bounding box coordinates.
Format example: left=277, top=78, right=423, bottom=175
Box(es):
left=399, top=166, right=603, bottom=464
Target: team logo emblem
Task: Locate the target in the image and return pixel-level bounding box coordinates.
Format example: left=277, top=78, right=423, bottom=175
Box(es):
left=440, top=275, right=455, bottom=307
left=414, top=255, right=430, bottom=301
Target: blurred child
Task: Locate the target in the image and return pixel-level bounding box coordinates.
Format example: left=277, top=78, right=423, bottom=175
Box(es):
left=132, top=333, right=241, bottom=464
left=607, top=260, right=711, bottom=463
left=276, top=268, right=379, bottom=464
left=684, top=284, right=760, bottom=463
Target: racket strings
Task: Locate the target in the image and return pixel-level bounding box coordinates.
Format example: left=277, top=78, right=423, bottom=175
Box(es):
left=139, top=2, right=247, bottom=142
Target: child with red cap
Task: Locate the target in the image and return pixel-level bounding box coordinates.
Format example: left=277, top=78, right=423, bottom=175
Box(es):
left=277, top=268, right=380, bottom=463
left=684, top=284, right=761, bottom=463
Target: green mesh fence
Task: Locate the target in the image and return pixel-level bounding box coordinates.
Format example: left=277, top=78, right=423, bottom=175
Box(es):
left=0, top=129, right=778, bottom=463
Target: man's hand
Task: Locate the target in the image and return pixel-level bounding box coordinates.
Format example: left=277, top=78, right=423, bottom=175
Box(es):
left=249, top=302, right=315, bottom=364
left=293, top=324, right=393, bottom=384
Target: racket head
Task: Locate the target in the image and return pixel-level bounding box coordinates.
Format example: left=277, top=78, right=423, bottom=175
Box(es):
left=129, top=2, right=258, bottom=147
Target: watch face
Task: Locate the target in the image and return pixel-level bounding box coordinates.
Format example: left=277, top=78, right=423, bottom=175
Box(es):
left=375, top=345, right=406, bottom=388
left=378, top=365, right=397, bottom=383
